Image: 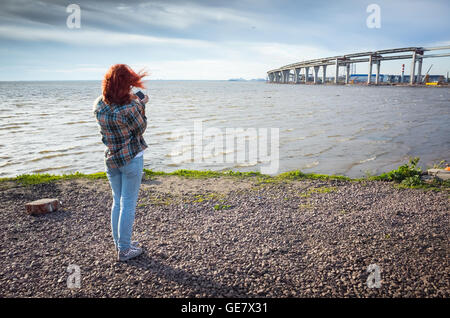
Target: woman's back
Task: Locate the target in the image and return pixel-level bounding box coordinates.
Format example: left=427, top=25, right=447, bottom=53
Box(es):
left=94, top=96, right=147, bottom=169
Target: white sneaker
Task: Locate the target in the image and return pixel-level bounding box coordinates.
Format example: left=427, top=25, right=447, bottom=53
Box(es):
left=115, top=241, right=139, bottom=251
left=130, top=241, right=140, bottom=249
left=118, top=246, right=143, bottom=261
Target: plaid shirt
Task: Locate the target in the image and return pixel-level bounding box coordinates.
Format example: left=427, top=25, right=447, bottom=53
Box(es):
left=93, top=96, right=148, bottom=169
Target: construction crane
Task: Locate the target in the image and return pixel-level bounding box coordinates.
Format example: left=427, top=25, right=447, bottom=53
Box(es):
left=423, top=64, right=433, bottom=84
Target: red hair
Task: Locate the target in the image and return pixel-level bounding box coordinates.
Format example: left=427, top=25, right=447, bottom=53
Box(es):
left=102, top=64, right=148, bottom=105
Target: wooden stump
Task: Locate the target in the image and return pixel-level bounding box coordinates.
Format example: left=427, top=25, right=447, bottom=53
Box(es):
left=25, top=198, right=61, bottom=215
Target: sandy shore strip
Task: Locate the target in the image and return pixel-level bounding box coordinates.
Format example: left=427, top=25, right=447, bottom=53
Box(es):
left=0, top=174, right=448, bottom=297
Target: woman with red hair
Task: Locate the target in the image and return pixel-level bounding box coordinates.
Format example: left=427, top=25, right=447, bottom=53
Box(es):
left=93, top=64, right=149, bottom=262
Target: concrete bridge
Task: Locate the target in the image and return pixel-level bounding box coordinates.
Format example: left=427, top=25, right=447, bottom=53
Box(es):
left=267, top=46, right=450, bottom=85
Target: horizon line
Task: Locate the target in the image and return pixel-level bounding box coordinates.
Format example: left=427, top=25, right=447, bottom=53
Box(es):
left=0, top=79, right=268, bottom=82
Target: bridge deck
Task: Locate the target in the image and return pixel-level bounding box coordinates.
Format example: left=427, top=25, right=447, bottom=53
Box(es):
left=267, top=45, right=450, bottom=85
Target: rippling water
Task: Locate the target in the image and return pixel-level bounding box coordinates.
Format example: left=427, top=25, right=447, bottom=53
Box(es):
left=0, top=80, right=449, bottom=178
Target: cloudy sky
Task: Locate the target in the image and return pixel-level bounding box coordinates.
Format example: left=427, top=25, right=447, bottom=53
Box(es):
left=0, top=0, right=449, bottom=80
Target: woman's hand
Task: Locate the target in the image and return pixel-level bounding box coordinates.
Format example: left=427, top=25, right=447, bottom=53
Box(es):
left=132, top=93, right=149, bottom=105
left=140, top=95, right=148, bottom=117
left=133, top=94, right=148, bottom=116
left=140, top=95, right=149, bottom=105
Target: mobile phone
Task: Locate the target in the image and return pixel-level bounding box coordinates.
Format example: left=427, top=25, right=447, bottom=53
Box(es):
left=135, top=90, right=145, bottom=100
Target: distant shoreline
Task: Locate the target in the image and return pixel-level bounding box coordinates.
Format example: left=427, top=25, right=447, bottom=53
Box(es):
left=0, top=79, right=266, bottom=83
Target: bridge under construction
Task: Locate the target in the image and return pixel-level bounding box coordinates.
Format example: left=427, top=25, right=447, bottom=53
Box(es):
left=266, top=46, right=450, bottom=85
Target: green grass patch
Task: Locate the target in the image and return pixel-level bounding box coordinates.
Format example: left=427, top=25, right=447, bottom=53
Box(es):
left=277, top=170, right=352, bottom=181
left=369, top=157, right=449, bottom=191
left=393, top=179, right=450, bottom=191
left=148, top=194, right=173, bottom=206
left=144, top=169, right=263, bottom=179
left=369, top=157, right=422, bottom=184
left=254, top=170, right=352, bottom=186
left=298, top=203, right=314, bottom=210
left=255, top=176, right=284, bottom=185
left=192, top=193, right=225, bottom=203
left=2, top=172, right=107, bottom=185
left=309, top=186, right=337, bottom=194
left=213, top=204, right=232, bottom=210
left=299, top=186, right=338, bottom=197
left=430, top=160, right=448, bottom=170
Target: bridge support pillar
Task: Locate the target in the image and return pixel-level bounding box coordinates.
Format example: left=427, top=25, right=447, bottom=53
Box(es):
left=313, top=66, right=320, bottom=84
left=295, top=68, right=301, bottom=83
left=322, top=65, right=327, bottom=84
left=417, top=57, right=423, bottom=84
left=368, top=55, right=373, bottom=84
left=375, top=61, right=381, bottom=85
left=335, top=59, right=339, bottom=84
left=281, top=70, right=287, bottom=83
left=345, top=64, right=350, bottom=84
left=304, top=67, right=309, bottom=83
left=410, top=51, right=417, bottom=85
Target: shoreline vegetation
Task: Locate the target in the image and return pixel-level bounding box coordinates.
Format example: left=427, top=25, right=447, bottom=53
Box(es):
left=1, top=158, right=449, bottom=191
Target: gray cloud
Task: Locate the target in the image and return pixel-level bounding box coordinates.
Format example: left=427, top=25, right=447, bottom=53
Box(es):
left=1, top=0, right=449, bottom=49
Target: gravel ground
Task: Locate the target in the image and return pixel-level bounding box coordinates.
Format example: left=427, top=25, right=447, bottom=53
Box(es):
left=0, top=176, right=448, bottom=298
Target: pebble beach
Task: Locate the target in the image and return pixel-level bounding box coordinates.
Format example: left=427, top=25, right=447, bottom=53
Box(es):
left=0, top=175, right=448, bottom=297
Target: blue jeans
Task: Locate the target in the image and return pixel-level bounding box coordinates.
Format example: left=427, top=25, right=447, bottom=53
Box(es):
left=106, top=155, right=143, bottom=251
